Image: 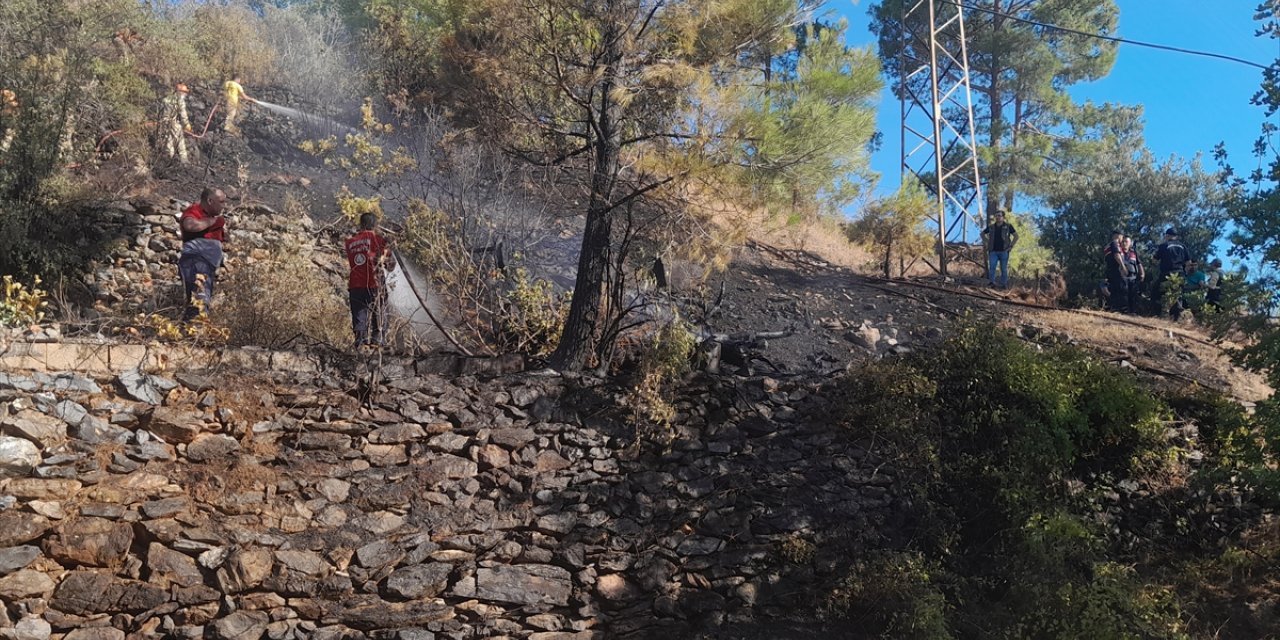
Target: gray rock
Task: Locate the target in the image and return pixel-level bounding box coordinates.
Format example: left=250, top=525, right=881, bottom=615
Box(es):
left=330, top=597, right=453, bottom=631
left=147, top=542, right=204, bottom=587
left=356, top=541, right=404, bottom=570
left=142, top=497, right=191, bottom=519
left=6, top=616, right=51, bottom=640
left=384, top=563, right=452, bottom=599
left=274, top=549, right=329, bottom=576
left=426, top=433, right=469, bottom=453
left=218, top=547, right=274, bottom=593
left=474, top=564, right=571, bottom=606
left=420, top=454, right=477, bottom=485
left=1, top=410, right=65, bottom=447
left=118, top=370, right=178, bottom=405
left=185, top=433, right=240, bottom=462
left=489, top=429, right=536, bottom=450
left=64, top=630, right=126, bottom=640
left=0, top=436, right=41, bottom=478
left=210, top=610, right=269, bottom=640
left=369, top=424, right=426, bottom=444
left=70, top=416, right=131, bottom=445
left=0, top=569, right=55, bottom=599
left=53, top=400, right=88, bottom=426
left=316, top=478, right=350, bottom=503
left=0, top=545, right=40, bottom=575
left=0, top=512, right=49, bottom=547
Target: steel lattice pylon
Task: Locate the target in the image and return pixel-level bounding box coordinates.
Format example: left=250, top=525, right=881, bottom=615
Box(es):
left=898, top=0, right=985, bottom=275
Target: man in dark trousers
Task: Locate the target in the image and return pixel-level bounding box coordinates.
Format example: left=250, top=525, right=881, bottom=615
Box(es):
left=178, top=188, right=228, bottom=321
left=1103, top=230, right=1128, bottom=311
left=1152, top=227, right=1191, bottom=310
left=981, top=209, right=1018, bottom=289
left=344, top=212, right=393, bottom=347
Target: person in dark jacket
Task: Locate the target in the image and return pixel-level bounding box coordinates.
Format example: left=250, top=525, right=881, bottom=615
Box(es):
left=1152, top=228, right=1190, bottom=309
left=1121, top=235, right=1145, bottom=314
left=981, top=210, right=1018, bottom=289
left=1103, top=229, right=1128, bottom=312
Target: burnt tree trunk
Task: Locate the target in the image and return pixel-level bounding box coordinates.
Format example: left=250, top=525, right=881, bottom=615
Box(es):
left=550, top=21, right=622, bottom=371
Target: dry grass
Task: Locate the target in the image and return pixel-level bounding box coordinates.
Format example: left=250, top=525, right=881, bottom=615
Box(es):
left=215, top=246, right=351, bottom=349
left=1008, top=307, right=1272, bottom=404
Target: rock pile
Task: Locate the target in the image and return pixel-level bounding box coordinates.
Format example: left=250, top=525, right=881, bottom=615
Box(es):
left=0, top=353, right=899, bottom=639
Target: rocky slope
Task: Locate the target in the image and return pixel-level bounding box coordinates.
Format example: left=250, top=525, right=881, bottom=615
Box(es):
left=0, top=343, right=906, bottom=640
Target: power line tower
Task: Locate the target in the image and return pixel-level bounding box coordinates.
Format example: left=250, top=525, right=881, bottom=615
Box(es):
left=897, top=0, right=986, bottom=275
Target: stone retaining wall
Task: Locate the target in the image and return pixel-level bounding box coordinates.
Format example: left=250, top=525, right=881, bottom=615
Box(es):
left=0, top=352, right=896, bottom=640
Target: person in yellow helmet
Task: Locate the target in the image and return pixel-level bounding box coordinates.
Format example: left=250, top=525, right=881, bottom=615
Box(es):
left=222, top=76, right=255, bottom=134
left=162, top=83, right=192, bottom=162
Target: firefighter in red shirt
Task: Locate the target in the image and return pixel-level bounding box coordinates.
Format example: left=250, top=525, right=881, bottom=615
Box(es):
left=344, top=212, right=393, bottom=347
left=178, top=188, right=228, bottom=321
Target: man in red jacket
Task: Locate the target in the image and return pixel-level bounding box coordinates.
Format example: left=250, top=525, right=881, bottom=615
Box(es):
left=178, top=188, right=227, bottom=321
left=344, top=212, right=393, bottom=347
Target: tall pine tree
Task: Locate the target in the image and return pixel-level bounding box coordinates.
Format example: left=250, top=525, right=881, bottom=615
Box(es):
left=869, top=0, right=1137, bottom=218
left=430, top=0, right=881, bottom=370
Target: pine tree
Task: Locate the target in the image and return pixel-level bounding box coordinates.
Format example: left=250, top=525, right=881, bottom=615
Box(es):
left=432, top=0, right=882, bottom=370
left=869, top=0, right=1138, bottom=217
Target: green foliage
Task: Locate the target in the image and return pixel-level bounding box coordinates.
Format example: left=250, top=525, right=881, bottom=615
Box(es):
left=870, top=0, right=1136, bottom=214
left=1005, top=211, right=1055, bottom=278
left=1209, top=3, right=1280, bottom=437
left=499, top=267, right=568, bottom=358
left=828, top=320, right=1187, bottom=638
left=0, top=275, right=48, bottom=328
left=625, top=317, right=697, bottom=427
left=733, top=19, right=883, bottom=216
left=823, top=551, right=952, bottom=640
left=1037, top=151, right=1228, bottom=297
left=844, top=183, right=934, bottom=278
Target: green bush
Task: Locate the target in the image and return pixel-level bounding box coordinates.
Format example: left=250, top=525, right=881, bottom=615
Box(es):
left=823, top=550, right=952, bottom=640
left=828, top=320, right=1186, bottom=638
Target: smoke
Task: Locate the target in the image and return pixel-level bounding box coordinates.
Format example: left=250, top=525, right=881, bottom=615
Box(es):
left=253, top=99, right=358, bottom=138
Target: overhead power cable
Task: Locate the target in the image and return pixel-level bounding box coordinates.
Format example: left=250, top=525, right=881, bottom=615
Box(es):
left=940, top=0, right=1270, bottom=71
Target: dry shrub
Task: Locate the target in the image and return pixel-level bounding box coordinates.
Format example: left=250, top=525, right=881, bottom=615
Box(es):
left=625, top=317, right=696, bottom=427
left=179, top=1, right=277, bottom=84
left=216, top=247, right=350, bottom=348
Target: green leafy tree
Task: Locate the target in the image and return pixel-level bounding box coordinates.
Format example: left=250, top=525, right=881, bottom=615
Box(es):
left=869, top=0, right=1140, bottom=217
left=1037, top=151, right=1227, bottom=298
left=734, top=19, right=883, bottom=217
left=1211, top=1, right=1280, bottom=434
left=845, top=183, right=934, bottom=278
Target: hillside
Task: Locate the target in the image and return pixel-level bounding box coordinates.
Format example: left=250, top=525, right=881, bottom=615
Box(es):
left=1, top=98, right=1277, bottom=640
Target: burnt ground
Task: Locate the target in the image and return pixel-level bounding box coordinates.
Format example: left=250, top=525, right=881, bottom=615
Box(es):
left=698, top=242, right=1270, bottom=405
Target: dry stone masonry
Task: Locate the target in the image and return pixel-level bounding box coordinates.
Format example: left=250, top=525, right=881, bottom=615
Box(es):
left=0, top=347, right=902, bottom=639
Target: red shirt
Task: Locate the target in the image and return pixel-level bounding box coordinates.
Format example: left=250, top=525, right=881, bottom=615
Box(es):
left=345, top=230, right=389, bottom=290
left=180, top=203, right=225, bottom=242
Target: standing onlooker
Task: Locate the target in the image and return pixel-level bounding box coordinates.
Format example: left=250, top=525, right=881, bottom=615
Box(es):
left=179, top=188, right=228, bottom=321
left=981, top=210, right=1019, bottom=289
left=1121, top=235, right=1144, bottom=314
left=1152, top=228, right=1190, bottom=309
left=1205, top=259, right=1224, bottom=311
left=344, top=212, right=394, bottom=348
left=1103, top=230, right=1128, bottom=312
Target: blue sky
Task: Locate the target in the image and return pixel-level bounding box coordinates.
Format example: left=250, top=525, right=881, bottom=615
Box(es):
left=835, top=0, right=1278, bottom=201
